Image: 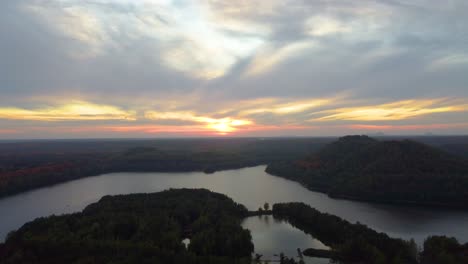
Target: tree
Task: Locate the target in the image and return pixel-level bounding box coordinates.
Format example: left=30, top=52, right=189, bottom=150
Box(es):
left=263, top=202, right=270, bottom=211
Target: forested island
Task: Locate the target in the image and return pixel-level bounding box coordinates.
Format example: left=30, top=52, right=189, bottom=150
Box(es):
left=0, top=189, right=466, bottom=264
left=0, top=189, right=254, bottom=263
left=266, top=136, right=468, bottom=208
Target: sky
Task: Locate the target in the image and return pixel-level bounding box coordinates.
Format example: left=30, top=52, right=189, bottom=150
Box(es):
left=1, top=0, right=468, bottom=139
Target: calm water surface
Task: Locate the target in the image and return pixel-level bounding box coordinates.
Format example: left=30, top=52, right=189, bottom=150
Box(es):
left=1, top=166, right=468, bottom=245
left=242, top=215, right=330, bottom=264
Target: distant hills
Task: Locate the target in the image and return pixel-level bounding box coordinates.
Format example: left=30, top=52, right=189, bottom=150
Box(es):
left=0, top=138, right=325, bottom=198
left=266, top=135, right=468, bottom=208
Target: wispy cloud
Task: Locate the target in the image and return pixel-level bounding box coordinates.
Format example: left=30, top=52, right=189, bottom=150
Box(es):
left=305, top=16, right=351, bottom=36
left=311, top=99, right=468, bottom=121
left=24, top=3, right=108, bottom=58
left=0, top=102, right=136, bottom=121
left=237, top=98, right=332, bottom=116
left=350, top=123, right=468, bottom=131
left=427, top=53, right=468, bottom=71
left=244, top=41, right=316, bottom=76
left=1, top=0, right=468, bottom=137
left=24, top=0, right=266, bottom=79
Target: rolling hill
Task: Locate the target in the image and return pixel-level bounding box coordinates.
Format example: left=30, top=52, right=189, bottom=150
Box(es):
left=266, top=136, right=468, bottom=208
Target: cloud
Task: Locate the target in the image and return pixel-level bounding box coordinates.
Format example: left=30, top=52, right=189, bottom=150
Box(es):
left=311, top=99, right=468, bottom=122
left=0, top=101, right=136, bottom=121
left=350, top=123, right=468, bottom=131
left=24, top=3, right=109, bottom=58
left=305, top=16, right=352, bottom=36
left=427, top=53, right=468, bottom=71
left=244, top=41, right=317, bottom=76
left=237, top=98, right=332, bottom=116
left=1, top=0, right=468, bottom=137
left=21, top=0, right=267, bottom=79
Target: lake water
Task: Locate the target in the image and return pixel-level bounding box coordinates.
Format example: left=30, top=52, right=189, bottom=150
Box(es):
left=242, top=215, right=330, bottom=263
left=1, top=165, right=468, bottom=247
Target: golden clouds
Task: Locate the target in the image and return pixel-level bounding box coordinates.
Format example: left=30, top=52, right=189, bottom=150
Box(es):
left=143, top=97, right=333, bottom=133
left=1, top=97, right=467, bottom=136
left=350, top=123, right=468, bottom=131
left=311, top=99, right=468, bottom=121
left=145, top=111, right=252, bottom=133
left=238, top=98, right=331, bottom=116
left=0, top=102, right=136, bottom=121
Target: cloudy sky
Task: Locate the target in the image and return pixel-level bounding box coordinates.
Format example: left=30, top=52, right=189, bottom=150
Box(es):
left=1, top=0, right=468, bottom=138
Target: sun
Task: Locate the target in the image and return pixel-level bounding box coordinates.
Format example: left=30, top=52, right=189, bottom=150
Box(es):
left=209, top=122, right=235, bottom=134
left=206, top=118, right=252, bottom=134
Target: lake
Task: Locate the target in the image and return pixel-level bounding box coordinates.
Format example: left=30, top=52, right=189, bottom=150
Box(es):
left=243, top=215, right=330, bottom=263
left=1, top=165, right=468, bottom=248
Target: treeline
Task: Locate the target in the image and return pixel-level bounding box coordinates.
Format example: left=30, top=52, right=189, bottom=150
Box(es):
left=266, top=136, right=468, bottom=208
left=0, top=189, right=254, bottom=263
left=421, top=236, right=468, bottom=264
left=273, top=202, right=419, bottom=264
left=0, top=138, right=326, bottom=198
left=273, top=202, right=468, bottom=264
left=1, top=189, right=467, bottom=264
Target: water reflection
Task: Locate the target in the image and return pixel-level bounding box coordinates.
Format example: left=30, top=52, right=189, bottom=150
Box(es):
left=242, top=215, right=330, bottom=264
left=0, top=166, right=468, bottom=245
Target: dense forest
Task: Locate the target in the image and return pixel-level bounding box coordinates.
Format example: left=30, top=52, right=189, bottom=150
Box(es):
left=266, top=136, right=468, bottom=208
left=420, top=236, right=468, bottom=264
left=0, top=189, right=466, bottom=263
left=0, top=189, right=254, bottom=263
left=0, top=138, right=329, bottom=198
left=1, top=136, right=467, bottom=199
left=273, top=202, right=418, bottom=264
left=273, top=202, right=468, bottom=264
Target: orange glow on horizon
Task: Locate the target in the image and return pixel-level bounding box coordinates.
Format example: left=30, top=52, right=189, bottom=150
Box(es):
left=13, top=124, right=315, bottom=137
left=1, top=97, right=467, bottom=138
left=145, top=111, right=253, bottom=134
left=0, top=129, right=17, bottom=134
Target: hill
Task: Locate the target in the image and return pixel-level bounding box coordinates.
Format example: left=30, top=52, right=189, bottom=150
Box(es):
left=266, top=136, right=468, bottom=208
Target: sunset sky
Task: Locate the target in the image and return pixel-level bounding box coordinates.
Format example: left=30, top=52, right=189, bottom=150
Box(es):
left=1, top=0, right=468, bottom=138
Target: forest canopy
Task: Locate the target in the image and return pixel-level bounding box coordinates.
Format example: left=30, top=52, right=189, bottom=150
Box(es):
left=266, top=136, right=468, bottom=208
left=0, top=189, right=253, bottom=264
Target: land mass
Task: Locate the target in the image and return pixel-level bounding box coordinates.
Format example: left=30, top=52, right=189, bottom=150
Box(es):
left=0, top=189, right=254, bottom=264
left=2, top=136, right=468, bottom=206
left=0, top=138, right=328, bottom=198
left=266, top=135, right=468, bottom=208
left=1, top=189, right=466, bottom=264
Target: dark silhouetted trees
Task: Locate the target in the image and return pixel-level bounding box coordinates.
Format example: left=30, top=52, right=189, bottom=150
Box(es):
left=267, top=136, right=468, bottom=208
left=0, top=189, right=253, bottom=263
